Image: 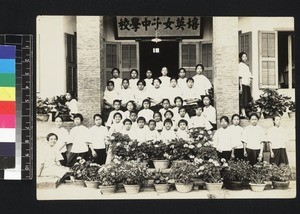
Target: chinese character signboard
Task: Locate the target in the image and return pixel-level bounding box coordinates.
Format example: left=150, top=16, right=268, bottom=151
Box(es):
left=116, top=16, right=202, bottom=39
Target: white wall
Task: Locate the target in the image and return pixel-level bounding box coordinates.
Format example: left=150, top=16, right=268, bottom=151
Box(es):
left=238, top=17, right=294, bottom=100
left=36, top=16, right=76, bottom=99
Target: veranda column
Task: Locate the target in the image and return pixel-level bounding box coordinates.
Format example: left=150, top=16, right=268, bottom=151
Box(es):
left=76, top=16, right=105, bottom=126
left=212, top=17, right=239, bottom=127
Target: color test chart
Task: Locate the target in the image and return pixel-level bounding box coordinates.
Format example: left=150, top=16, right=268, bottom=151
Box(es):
left=0, top=35, right=33, bottom=180
left=0, top=45, right=16, bottom=178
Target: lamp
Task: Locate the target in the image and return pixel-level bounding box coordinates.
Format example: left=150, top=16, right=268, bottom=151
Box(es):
left=151, top=29, right=162, bottom=43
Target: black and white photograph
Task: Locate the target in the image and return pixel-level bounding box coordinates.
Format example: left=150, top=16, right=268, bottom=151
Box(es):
left=36, top=16, right=296, bottom=200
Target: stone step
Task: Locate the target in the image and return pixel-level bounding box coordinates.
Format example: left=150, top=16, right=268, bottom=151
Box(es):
left=37, top=177, right=61, bottom=189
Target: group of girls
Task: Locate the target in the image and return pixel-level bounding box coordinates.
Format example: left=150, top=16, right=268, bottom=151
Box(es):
left=213, top=113, right=289, bottom=166
left=103, top=65, right=214, bottom=125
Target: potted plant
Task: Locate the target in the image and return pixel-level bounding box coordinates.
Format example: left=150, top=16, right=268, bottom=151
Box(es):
left=270, top=163, right=291, bottom=189
left=169, top=161, right=197, bottom=193
left=69, top=157, right=88, bottom=187
left=120, top=161, right=149, bottom=194
left=81, top=162, right=101, bottom=188
left=36, top=97, right=51, bottom=122
left=169, top=139, right=194, bottom=164
left=287, top=100, right=296, bottom=119
left=151, top=170, right=171, bottom=193
left=196, top=159, right=225, bottom=192
left=222, top=159, right=252, bottom=190
left=248, top=162, right=272, bottom=192
left=252, top=88, right=293, bottom=119
left=49, top=95, right=72, bottom=122
left=97, top=162, right=122, bottom=194
left=149, top=140, right=171, bottom=170
left=110, top=132, right=135, bottom=161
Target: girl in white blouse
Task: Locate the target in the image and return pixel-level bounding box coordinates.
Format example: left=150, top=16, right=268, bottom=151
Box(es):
left=229, top=114, right=245, bottom=160
left=129, top=69, right=139, bottom=90
left=267, top=115, right=289, bottom=165
left=213, top=116, right=234, bottom=161
left=176, top=119, right=190, bottom=141
left=138, top=99, right=154, bottom=124
left=160, top=119, right=176, bottom=143
left=242, top=113, right=266, bottom=165
left=177, top=68, right=187, bottom=89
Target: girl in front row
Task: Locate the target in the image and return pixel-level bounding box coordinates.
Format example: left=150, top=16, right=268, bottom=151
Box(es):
left=229, top=114, right=245, bottom=160
left=160, top=119, right=176, bottom=143
left=267, top=115, right=289, bottom=165
left=153, top=112, right=163, bottom=132
left=213, top=116, right=234, bottom=161
left=242, top=113, right=266, bottom=165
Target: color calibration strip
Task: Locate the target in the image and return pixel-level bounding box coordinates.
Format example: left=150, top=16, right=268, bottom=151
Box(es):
left=0, top=35, right=33, bottom=180
left=0, top=45, right=16, bottom=176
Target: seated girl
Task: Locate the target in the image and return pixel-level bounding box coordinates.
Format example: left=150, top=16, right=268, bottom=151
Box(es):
left=159, top=99, right=171, bottom=119
left=148, top=78, right=163, bottom=112
left=121, top=118, right=135, bottom=140
left=176, top=119, right=190, bottom=141
left=167, top=78, right=181, bottom=106
left=138, top=99, right=154, bottom=124
left=213, top=116, right=234, bottom=161
left=190, top=105, right=213, bottom=130
left=177, top=67, right=188, bottom=89
left=129, top=110, right=139, bottom=130
left=202, top=95, right=217, bottom=130
left=172, top=96, right=184, bottom=119
left=106, top=99, right=125, bottom=127
left=164, top=110, right=176, bottom=128
left=110, top=68, right=122, bottom=92
left=146, top=119, right=160, bottom=142
left=159, top=67, right=171, bottom=89
left=103, top=81, right=119, bottom=122
left=134, top=80, right=148, bottom=109
left=144, top=69, right=153, bottom=89
left=108, top=112, right=124, bottom=135
left=129, top=69, right=139, bottom=90
left=182, top=77, right=201, bottom=106
left=193, top=64, right=212, bottom=96
left=124, top=101, right=136, bottom=119
left=119, top=78, right=135, bottom=107
left=153, top=112, right=163, bottom=132
left=174, top=107, right=190, bottom=129
left=134, top=117, right=150, bottom=142
left=160, top=119, right=176, bottom=143
left=38, top=133, right=69, bottom=179
left=65, top=91, right=79, bottom=116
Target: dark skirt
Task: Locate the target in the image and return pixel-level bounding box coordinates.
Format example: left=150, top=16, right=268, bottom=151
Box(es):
left=271, top=148, right=289, bottom=165
left=218, top=151, right=232, bottom=162
left=246, top=148, right=260, bottom=165
left=209, top=121, right=217, bottom=130
left=94, top=148, right=107, bottom=165
left=234, top=148, right=245, bottom=161
left=67, top=151, right=88, bottom=167
left=239, top=85, right=252, bottom=108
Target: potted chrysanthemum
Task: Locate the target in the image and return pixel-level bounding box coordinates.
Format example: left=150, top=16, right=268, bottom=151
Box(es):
left=149, top=140, right=171, bottom=170
left=270, top=163, right=292, bottom=190
left=82, top=162, right=101, bottom=188
left=69, top=157, right=88, bottom=187
left=248, top=161, right=272, bottom=192
left=97, top=162, right=122, bottom=194
left=169, top=161, right=197, bottom=193
left=152, top=170, right=171, bottom=193
left=119, top=161, right=149, bottom=194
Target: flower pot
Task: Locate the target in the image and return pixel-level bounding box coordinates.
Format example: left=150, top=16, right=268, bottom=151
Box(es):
left=205, top=182, right=223, bottom=191
left=272, top=181, right=290, bottom=190
left=99, top=185, right=117, bottom=195
left=84, top=180, right=100, bottom=189
left=152, top=160, right=170, bottom=170
left=36, top=114, right=50, bottom=122
left=175, top=182, right=194, bottom=193
left=154, top=183, right=170, bottom=193
left=123, top=184, right=141, bottom=194
left=249, top=182, right=266, bottom=192
left=225, top=181, right=244, bottom=190
left=172, top=160, right=188, bottom=165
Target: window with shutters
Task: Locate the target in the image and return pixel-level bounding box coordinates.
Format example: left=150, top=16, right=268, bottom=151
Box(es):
left=201, top=42, right=213, bottom=83
left=104, top=42, right=139, bottom=85
left=179, top=42, right=200, bottom=77
left=121, top=43, right=138, bottom=79
left=259, top=31, right=278, bottom=88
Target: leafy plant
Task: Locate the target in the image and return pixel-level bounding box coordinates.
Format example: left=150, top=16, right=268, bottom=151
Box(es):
left=270, top=163, right=292, bottom=182
left=119, top=160, right=149, bottom=185
left=196, top=159, right=226, bottom=183
left=97, top=162, right=123, bottom=186
left=81, top=162, right=101, bottom=181
left=48, top=95, right=70, bottom=115
left=151, top=170, right=170, bottom=184
left=252, top=88, right=294, bottom=117
left=222, top=159, right=252, bottom=182
left=169, top=161, right=197, bottom=184
left=36, top=97, right=51, bottom=114
left=249, top=161, right=272, bottom=184
left=70, top=157, right=89, bottom=180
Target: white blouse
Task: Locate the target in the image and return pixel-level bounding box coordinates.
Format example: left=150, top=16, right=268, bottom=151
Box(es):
left=177, top=78, right=187, bottom=89
left=103, top=89, right=119, bottom=106
left=228, top=125, right=244, bottom=149
left=190, top=115, right=213, bottom=130
left=89, top=125, right=108, bottom=149
left=119, top=88, right=135, bottom=105
left=202, top=105, right=216, bottom=124
left=242, top=125, right=266, bottom=150
left=176, top=129, right=190, bottom=141
left=106, top=110, right=125, bottom=127
left=110, top=77, right=123, bottom=92
left=213, top=127, right=233, bottom=152
left=159, top=76, right=171, bottom=89
left=267, top=126, right=289, bottom=149
left=66, top=99, right=78, bottom=114
left=138, top=109, right=154, bottom=123
left=50, top=127, right=70, bottom=152
left=193, top=74, right=212, bottom=96
left=239, top=62, right=252, bottom=86
left=69, top=125, right=90, bottom=153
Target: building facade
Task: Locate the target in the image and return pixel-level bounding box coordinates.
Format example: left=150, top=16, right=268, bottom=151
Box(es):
left=37, top=16, right=295, bottom=126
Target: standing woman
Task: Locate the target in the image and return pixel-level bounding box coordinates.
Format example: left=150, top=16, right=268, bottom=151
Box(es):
left=242, top=113, right=266, bottom=165
left=65, top=91, right=79, bottom=116
left=267, top=115, right=289, bottom=165
left=239, top=52, right=253, bottom=118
